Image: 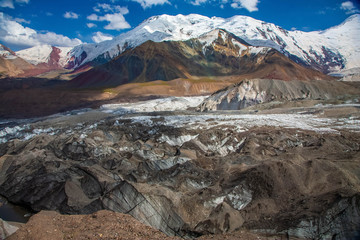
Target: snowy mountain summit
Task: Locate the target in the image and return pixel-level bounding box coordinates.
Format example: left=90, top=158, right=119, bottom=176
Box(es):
left=25, top=14, right=360, bottom=74
left=16, top=45, right=72, bottom=67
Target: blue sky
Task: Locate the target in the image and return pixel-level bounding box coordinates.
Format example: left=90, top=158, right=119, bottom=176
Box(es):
left=0, top=0, right=359, bottom=51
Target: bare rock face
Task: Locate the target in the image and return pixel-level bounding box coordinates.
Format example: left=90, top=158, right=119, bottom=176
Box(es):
left=286, top=195, right=360, bottom=239
left=198, top=79, right=358, bottom=111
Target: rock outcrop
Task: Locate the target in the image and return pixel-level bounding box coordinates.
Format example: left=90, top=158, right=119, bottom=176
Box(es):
left=198, top=78, right=359, bottom=111
left=0, top=218, right=19, bottom=239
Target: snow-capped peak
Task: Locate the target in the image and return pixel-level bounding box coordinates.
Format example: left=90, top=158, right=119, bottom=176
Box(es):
left=16, top=45, right=72, bottom=67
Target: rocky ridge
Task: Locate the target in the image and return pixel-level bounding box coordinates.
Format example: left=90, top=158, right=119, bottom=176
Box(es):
left=198, top=78, right=359, bottom=111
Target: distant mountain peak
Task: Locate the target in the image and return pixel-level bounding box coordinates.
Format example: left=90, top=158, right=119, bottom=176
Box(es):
left=16, top=45, right=72, bottom=67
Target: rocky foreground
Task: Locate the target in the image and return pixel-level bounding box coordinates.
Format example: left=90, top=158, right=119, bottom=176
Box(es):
left=0, top=98, right=360, bottom=239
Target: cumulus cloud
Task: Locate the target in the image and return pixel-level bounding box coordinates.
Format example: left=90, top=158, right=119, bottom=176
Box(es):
left=100, top=13, right=130, bottom=30
left=87, top=4, right=130, bottom=31
left=231, top=0, right=259, bottom=12
left=340, top=1, right=360, bottom=14
left=0, top=0, right=29, bottom=8
left=92, top=31, right=113, bottom=43
left=87, top=23, right=97, bottom=28
left=131, top=0, right=170, bottom=9
left=0, top=12, right=82, bottom=49
left=87, top=14, right=98, bottom=21
left=64, top=11, right=79, bottom=19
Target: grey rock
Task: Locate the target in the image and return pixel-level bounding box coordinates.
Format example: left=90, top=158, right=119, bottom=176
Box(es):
left=0, top=218, right=19, bottom=239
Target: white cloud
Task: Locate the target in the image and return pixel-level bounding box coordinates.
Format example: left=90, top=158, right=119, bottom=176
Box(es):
left=93, top=3, right=129, bottom=15
left=131, top=0, right=170, bottom=9
left=92, top=31, right=113, bottom=43
left=101, top=13, right=131, bottom=30
left=189, top=0, right=208, bottom=6
left=64, top=11, right=79, bottom=19
left=87, top=4, right=131, bottom=31
left=0, top=0, right=29, bottom=8
left=0, top=0, right=14, bottom=8
left=93, top=3, right=129, bottom=14
left=14, top=17, right=30, bottom=24
left=87, top=23, right=97, bottom=28
left=0, top=12, right=82, bottom=49
left=340, top=1, right=360, bottom=14
left=35, top=31, right=82, bottom=46
left=87, top=13, right=99, bottom=21
left=187, top=0, right=258, bottom=11
left=231, top=0, right=259, bottom=12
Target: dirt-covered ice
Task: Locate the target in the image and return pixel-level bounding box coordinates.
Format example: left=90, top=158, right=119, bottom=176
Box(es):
left=0, top=96, right=360, bottom=239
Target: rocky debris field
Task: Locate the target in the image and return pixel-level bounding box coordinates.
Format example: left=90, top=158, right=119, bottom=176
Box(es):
left=7, top=210, right=179, bottom=240
left=0, top=100, right=360, bottom=239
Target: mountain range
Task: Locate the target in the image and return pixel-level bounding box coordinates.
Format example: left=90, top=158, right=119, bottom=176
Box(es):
left=71, top=29, right=332, bottom=88
left=64, top=13, right=360, bottom=74
left=0, top=14, right=359, bottom=82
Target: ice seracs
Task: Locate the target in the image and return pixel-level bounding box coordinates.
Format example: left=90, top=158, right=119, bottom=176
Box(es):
left=101, top=96, right=208, bottom=113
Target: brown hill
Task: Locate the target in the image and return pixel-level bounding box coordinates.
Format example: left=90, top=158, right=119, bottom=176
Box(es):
left=71, top=29, right=332, bottom=89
